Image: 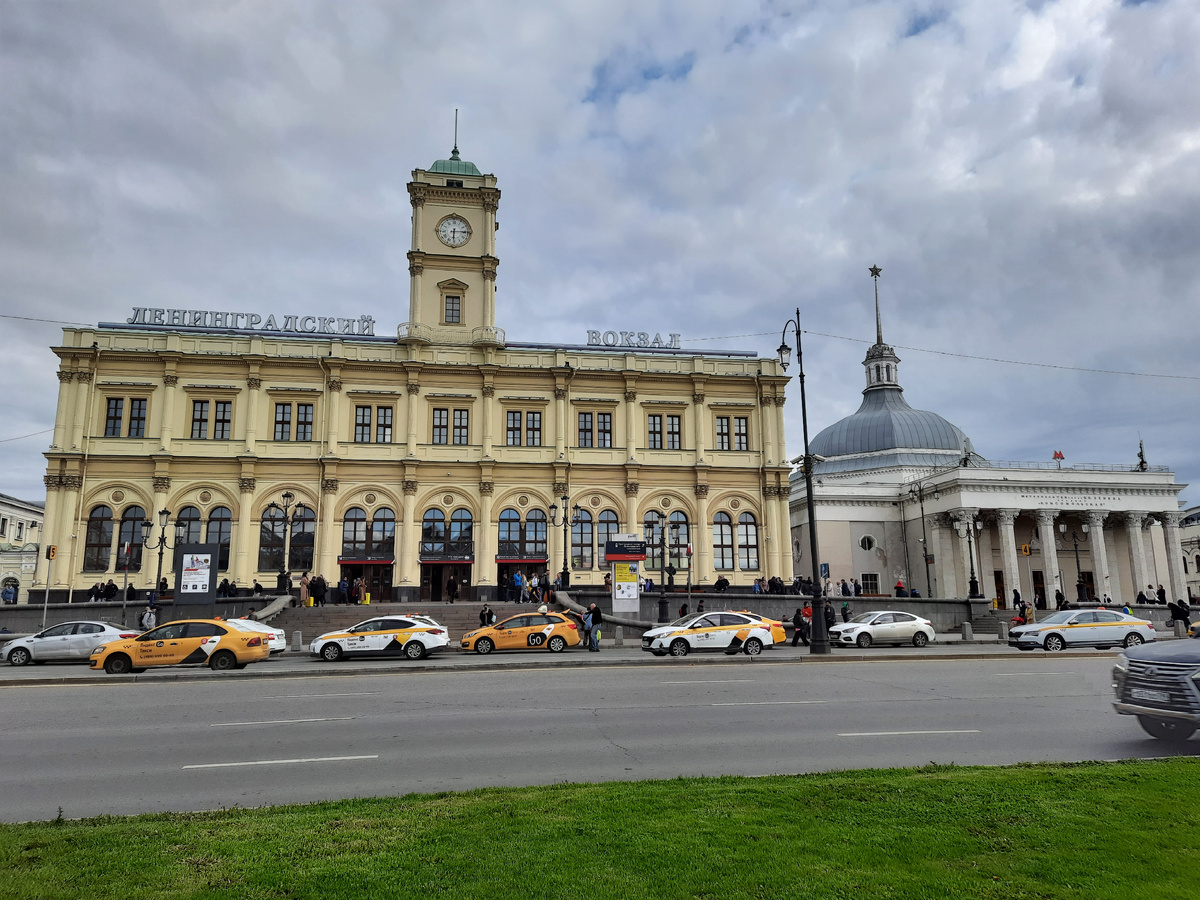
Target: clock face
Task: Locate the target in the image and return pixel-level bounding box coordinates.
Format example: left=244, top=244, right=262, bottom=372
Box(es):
left=436, top=215, right=472, bottom=247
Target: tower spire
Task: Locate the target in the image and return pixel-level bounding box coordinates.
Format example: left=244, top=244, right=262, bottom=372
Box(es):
left=451, top=108, right=460, bottom=159
left=869, top=265, right=883, bottom=345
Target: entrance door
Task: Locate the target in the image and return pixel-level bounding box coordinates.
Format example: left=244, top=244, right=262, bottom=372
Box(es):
left=339, top=565, right=394, bottom=603
left=1032, top=570, right=1046, bottom=608
left=993, top=571, right=1005, bottom=608
left=420, top=564, right=472, bottom=601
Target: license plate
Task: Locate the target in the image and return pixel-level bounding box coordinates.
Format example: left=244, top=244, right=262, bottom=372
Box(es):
left=1130, top=688, right=1170, bottom=703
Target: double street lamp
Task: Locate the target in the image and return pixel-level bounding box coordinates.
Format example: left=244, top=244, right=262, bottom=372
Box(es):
left=548, top=494, right=582, bottom=590
left=265, top=492, right=308, bottom=586
left=954, top=515, right=983, bottom=599
left=907, top=482, right=940, bottom=599
left=1058, top=521, right=1090, bottom=604
left=141, top=509, right=185, bottom=600
left=778, top=307, right=829, bottom=654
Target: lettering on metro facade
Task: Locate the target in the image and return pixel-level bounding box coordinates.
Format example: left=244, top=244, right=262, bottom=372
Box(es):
left=126, top=308, right=376, bottom=337
left=586, top=330, right=682, bottom=349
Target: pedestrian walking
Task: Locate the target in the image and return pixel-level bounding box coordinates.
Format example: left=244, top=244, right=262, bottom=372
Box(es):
left=791, top=607, right=810, bottom=647
left=678, top=602, right=689, bottom=618
left=253, top=579, right=264, bottom=596
left=299, top=573, right=311, bottom=607
left=841, top=600, right=850, bottom=623
left=1156, top=584, right=1167, bottom=605
left=140, top=605, right=157, bottom=631
left=447, top=575, right=458, bottom=603
left=311, top=574, right=328, bottom=607
left=823, top=601, right=836, bottom=631
left=587, top=602, right=604, bottom=651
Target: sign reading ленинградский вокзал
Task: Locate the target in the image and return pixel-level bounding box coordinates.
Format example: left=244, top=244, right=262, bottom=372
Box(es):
left=586, top=330, right=681, bottom=349
left=126, top=308, right=376, bottom=336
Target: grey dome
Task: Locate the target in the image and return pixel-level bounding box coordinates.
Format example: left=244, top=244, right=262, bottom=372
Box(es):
left=810, top=386, right=972, bottom=458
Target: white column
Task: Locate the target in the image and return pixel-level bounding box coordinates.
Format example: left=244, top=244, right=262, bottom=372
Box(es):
left=764, top=487, right=782, bottom=578
left=317, top=483, right=339, bottom=580
left=1102, top=526, right=1122, bottom=605
left=398, top=487, right=418, bottom=588
left=1124, top=512, right=1149, bottom=599
left=477, top=487, right=494, bottom=589
left=555, top=387, right=567, bottom=458
left=405, top=384, right=420, bottom=456
left=935, top=517, right=959, bottom=598
left=996, top=509, right=1021, bottom=606
left=977, top=518, right=995, bottom=599
left=1034, top=509, right=1061, bottom=606
left=1161, top=512, right=1187, bottom=603
left=234, top=480, right=256, bottom=585
left=694, top=487, right=711, bottom=584
left=1085, top=511, right=1112, bottom=603
left=779, top=487, right=794, bottom=582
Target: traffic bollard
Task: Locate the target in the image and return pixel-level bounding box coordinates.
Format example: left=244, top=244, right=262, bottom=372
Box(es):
left=292, top=630, right=303, bottom=652
left=961, top=622, right=973, bottom=642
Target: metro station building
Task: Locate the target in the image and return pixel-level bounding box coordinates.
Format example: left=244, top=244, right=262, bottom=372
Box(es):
left=33, top=148, right=793, bottom=602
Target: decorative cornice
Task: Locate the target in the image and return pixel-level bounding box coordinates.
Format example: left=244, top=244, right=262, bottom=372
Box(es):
left=56, top=371, right=74, bottom=383
left=246, top=377, right=262, bottom=390
left=624, top=481, right=640, bottom=496
left=479, top=480, right=495, bottom=496
left=403, top=479, right=419, bottom=495
left=239, top=477, right=256, bottom=493
left=153, top=476, right=171, bottom=492
left=162, top=374, right=178, bottom=387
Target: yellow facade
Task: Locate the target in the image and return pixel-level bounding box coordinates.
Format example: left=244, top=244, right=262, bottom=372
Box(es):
left=33, top=151, right=792, bottom=602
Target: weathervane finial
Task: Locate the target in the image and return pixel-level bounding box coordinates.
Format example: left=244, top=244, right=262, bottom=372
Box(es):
left=869, top=265, right=883, bottom=344
left=452, top=108, right=460, bottom=158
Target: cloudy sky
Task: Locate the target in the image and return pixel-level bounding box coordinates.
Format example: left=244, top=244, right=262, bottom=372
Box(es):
left=2, top=0, right=1197, bottom=506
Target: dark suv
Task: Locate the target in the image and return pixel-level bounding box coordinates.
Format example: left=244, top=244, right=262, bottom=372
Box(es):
left=1112, top=633, right=1200, bottom=742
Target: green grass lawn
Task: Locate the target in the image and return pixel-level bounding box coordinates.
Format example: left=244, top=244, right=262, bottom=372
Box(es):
left=2, top=759, right=1197, bottom=899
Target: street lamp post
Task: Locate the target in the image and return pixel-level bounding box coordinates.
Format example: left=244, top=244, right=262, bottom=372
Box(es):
left=954, top=516, right=983, bottom=599
left=266, top=492, right=308, bottom=596
left=907, top=482, right=940, bottom=598
left=778, top=307, right=829, bottom=654
left=141, top=509, right=184, bottom=601
left=548, top=494, right=581, bottom=591
left=1058, top=521, right=1090, bottom=604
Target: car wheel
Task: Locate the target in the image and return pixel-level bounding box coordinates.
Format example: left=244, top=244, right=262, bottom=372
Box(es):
left=104, top=653, right=132, bottom=675
left=1043, top=633, right=1065, bottom=652
left=1123, top=633, right=1144, bottom=649
left=1137, top=716, right=1197, bottom=742
left=912, top=631, right=929, bottom=648
left=403, top=640, right=427, bottom=661
left=8, top=647, right=31, bottom=667
left=669, top=638, right=690, bottom=657
left=743, top=637, right=763, bottom=656
left=856, top=632, right=873, bottom=649
left=547, top=635, right=567, bottom=653
left=475, top=637, right=495, bottom=655
left=321, top=642, right=343, bottom=662
left=209, top=650, right=237, bottom=671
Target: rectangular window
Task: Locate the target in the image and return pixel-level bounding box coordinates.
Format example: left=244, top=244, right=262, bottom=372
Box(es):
left=16, top=522, right=23, bottom=540
left=578, top=412, right=593, bottom=448
left=128, top=398, right=147, bottom=438
left=104, top=398, right=124, bottom=437
left=716, top=416, right=730, bottom=451
left=444, top=295, right=461, bottom=324
left=526, top=411, right=542, bottom=447
left=506, top=411, right=522, bottom=446
left=734, top=417, right=749, bottom=451
left=296, top=404, right=313, bottom=441
left=354, top=405, right=372, bottom=443
left=647, top=414, right=663, bottom=450
left=666, top=414, right=681, bottom=450
left=597, top=412, right=612, bottom=448
left=213, top=401, right=231, bottom=440
left=274, top=403, right=292, bottom=441
left=191, top=400, right=209, bottom=440
left=453, top=409, right=469, bottom=445
left=376, top=406, right=392, bottom=443
left=861, top=573, right=880, bottom=595
left=0, top=518, right=6, bottom=536
left=432, top=408, right=449, bottom=444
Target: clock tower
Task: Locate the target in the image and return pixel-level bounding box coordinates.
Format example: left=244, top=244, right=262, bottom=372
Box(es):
left=401, top=146, right=502, bottom=346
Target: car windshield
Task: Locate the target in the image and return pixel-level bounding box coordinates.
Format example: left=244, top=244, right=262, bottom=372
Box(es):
left=1034, top=611, right=1075, bottom=625
left=849, top=613, right=878, bottom=624
left=669, top=615, right=701, bottom=627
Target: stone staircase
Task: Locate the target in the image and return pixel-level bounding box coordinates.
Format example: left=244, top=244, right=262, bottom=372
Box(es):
left=268, top=602, right=537, bottom=647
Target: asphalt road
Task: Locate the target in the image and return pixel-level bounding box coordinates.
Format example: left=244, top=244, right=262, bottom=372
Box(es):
left=3, top=652, right=1196, bottom=823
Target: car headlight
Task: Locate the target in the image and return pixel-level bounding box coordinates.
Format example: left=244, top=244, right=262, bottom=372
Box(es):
left=92, top=646, right=106, bottom=655
left=1113, top=655, right=1128, bottom=673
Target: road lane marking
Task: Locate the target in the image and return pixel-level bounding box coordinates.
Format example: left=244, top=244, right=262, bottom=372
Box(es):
left=262, top=692, right=383, bottom=699
left=210, top=716, right=358, bottom=727
left=663, top=679, right=754, bottom=684
left=993, top=673, right=1074, bottom=677
left=183, top=755, right=378, bottom=769
left=712, top=700, right=828, bottom=706
left=837, top=729, right=981, bottom=737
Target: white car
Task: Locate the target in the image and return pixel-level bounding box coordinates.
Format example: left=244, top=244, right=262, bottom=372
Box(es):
left=223, top=617, right=288, bottom=654
left=827, top=611, right=936, bottom=648
left=2, top=621, right=141, bottom=666
left=641, top=611, right=776, bottom=657
left=309, top=615, right=451, bottom=661
left=1009, top=609, right=1155, bottom=652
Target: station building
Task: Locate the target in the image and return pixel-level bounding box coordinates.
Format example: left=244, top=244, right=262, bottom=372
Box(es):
left=789, top=296, right=1188, bottom=606
left=1, top=493, right=43, bottom=604
left=32, top=148, right=793, bottom=603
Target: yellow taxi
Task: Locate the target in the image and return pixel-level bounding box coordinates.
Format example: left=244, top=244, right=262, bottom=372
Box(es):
left=460, top=612, right=582, bottom=654
left=89, top=619, right=271, bottom=674
left=736, top=610, right=787, bottom=645
left=641, top=611, right=777, bottom=657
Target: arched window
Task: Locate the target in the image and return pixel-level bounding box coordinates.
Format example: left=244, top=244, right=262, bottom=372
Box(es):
left=644, top=511, right=665, bottom=570
left=597, top=510, right=620, bottom=567
left=83, top=506, right=114, bottom=572
left=498, top=508, right=521, bottom=557
left=117, top=506, right=146, bottom=571
left=342, top=508, right=368, bottom=557
left=1195, top=554, right=1200, bottom=573
left=371, top=508, right=396, bottom=556
left=712, top=512, right=734, bottom=571
left=738, top=512, right=760, bottom=571
left=885, top=364, right=892, bottom=381
left=176, top=506, right=202, bottom=544
left=450, top=509, right=474, bottom=554
left=258, top=506, right=286, bottom=571
left=422, top=509, right=446, bottom=555
left=207, top=507, right=232, bottom=571
left=524, top=510, right=547, bottom=558
left=572, top=509, right=594, bottom=570
left=289, top=506, right=316, bottom=572
left=874, top=364, right=881, bottom=382
left=668, top=511, right=690, bottom=569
